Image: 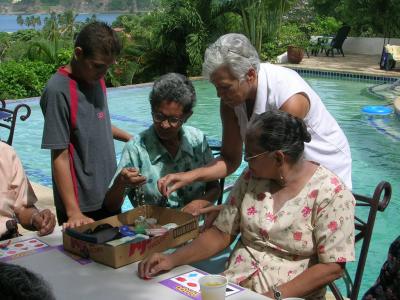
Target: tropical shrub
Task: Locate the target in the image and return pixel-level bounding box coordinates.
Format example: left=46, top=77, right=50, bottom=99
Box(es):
left=0, top=61, right=55, bottom=100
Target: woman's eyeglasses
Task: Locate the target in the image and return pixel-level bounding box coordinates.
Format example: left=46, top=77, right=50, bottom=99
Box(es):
left=152, top=112, right=185, bottom=127
left=243, top=150, right=270, bottom=162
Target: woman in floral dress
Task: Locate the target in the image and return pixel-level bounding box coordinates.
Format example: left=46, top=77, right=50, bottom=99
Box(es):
left=138, top=110, right=355, bottom=300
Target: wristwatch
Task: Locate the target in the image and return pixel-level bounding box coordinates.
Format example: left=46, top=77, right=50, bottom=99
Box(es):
left=272, top=285, right=282, bottom=300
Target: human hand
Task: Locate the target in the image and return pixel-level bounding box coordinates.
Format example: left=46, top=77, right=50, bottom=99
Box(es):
left=181, top=200, right=212, bottom=215
left=157, top=172, right=194, bottom=197
left=138, top=253, right=175, bottom=279
left=32, top=209, right=56, bottom=236
left=116, top=167, right=146, bottom=188
left=63, top=213, right=94, bottom=230
left=193, top=205, right=223, bottom=232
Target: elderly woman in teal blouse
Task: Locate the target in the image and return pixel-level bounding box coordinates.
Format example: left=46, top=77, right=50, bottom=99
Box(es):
left=105, top=73, right=220, bottom=214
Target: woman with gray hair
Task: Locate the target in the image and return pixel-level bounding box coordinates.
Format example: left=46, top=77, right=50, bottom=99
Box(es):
left=105, top=73, right=220, bottom=213
left=158, top=33, right=352, bottom=201
left=139, top=110, right=355, bottom=300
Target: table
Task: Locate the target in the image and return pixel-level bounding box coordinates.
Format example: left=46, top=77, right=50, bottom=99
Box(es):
left=5, top=228, right=269, bottom=300
left=309, top=35, right=333, bottom=56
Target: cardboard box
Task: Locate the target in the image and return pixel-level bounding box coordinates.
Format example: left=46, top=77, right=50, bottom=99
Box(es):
left=63, top=205, right=199, bottom=268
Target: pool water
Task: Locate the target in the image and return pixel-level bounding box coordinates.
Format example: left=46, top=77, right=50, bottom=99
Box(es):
left=5, top=77, right=400, bottom=296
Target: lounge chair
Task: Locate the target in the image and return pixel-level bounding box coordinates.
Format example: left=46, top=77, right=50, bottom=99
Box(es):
left=381, top=44, right=400, bottom=70
left=323, top=25, right=351, bottom=57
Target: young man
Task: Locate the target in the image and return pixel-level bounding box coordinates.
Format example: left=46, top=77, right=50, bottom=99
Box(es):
left=0, top=142, right=55, bottom=240
left=40, top=22, right=132, bottom=228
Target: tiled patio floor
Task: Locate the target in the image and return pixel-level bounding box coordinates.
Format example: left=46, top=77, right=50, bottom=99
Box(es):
left=280, top=54, right=400, bottom=77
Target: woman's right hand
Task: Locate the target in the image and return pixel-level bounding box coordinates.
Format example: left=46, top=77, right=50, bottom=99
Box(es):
left=116, top=167, right=146, bottom=188
left=157, top=172, right=194, bottom=197
left=138, top=253, right=175, bottom=279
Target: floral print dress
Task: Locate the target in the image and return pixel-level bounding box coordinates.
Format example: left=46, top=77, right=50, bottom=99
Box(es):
left=213, top=165, right=355, bottom=300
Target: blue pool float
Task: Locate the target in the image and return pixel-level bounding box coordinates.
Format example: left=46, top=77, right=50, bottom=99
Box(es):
left=361, top=105, right=393, bottom=115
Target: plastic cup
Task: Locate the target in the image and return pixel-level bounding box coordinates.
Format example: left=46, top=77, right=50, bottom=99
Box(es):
left=199, top=275, right=228, bottom=300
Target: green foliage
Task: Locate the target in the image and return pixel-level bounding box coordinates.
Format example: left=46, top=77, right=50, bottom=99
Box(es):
left=311, top=0, right=400, bottom=37
left=260, top=22, right=309, bottom=61
left=10, top=29, right=41, bottom=42
left=308, top=16, right=342, bottom=36
left=109, top=0, right=241, bottom=84
left=0, top=60, right=55, bottom=100
left=235, top=0, right=296, bottom=53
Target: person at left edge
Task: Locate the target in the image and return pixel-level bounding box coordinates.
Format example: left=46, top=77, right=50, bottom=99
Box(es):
left=40, top=22, right=132, bottom=229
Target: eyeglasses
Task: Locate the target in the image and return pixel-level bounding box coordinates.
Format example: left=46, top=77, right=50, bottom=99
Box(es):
left=152, top=112, right=185, bottom=127
left=243, top=150, right=270, bottom=162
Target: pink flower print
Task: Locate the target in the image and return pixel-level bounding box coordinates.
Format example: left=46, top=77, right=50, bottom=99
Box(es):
left=293, top=231, right=302, bottom=241
left=235, top=254, right=244, bottom=265
left=229, top=196, right=236, bottom=206
left=318, top=245, right=325, bottom=254
left=336, top=257, right=347, bottom=263
left=330, top=177, right=340, bottom=186
left=257, top=192, right=266, bottom=201
left=328, top=221, right=338, bottom=232
left=308, top=189, right=319, bottom=199
left=287, top=270, right=294, bottom=277
left=247, top=206, right=257, bottom=216
left=244, top=170, right=251, bottom=180
left=334, top=185, right=342, bottom=194
left=251, top=260, right=258, bottom=269
left=301, top=206, right=312, bottom=218
left=259, top=228, right=269, bottom=239
left=266, top=212, right=277, bottom=222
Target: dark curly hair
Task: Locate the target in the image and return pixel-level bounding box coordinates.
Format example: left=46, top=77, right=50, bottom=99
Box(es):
left=247, top=110, right=311, bottom=162
left=149, top=73, right=196, bottom=114
left=0, top=262, right=55, bottom=300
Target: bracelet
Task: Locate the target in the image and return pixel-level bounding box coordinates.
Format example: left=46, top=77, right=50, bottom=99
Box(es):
left=30, top=210, right=41, bottom=228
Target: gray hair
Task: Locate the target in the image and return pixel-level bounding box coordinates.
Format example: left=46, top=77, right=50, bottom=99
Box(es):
left=247, top=110, right=311, bottom=162
left=202, top=33, right=260, bottom=80
left=149, top=73, right=196, bottom=114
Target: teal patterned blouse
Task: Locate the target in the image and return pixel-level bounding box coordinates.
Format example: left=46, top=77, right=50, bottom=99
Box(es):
left=110, top=125, right=214, bottom=208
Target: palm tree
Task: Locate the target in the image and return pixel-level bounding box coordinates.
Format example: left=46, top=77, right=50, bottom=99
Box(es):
left=16, top=15, right=24, bottom=27
left=148, top=0, right=238, bottom=75
left=58, top=10, right=78, bottom=40
left=233, top=0, right=295, bottom=53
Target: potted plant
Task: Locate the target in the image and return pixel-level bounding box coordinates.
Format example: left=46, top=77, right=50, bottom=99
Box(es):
left=279, top=23, right=310, bottom=64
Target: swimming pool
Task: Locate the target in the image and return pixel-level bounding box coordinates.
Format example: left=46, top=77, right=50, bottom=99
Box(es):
left=5, top=76, right=400, bottom=295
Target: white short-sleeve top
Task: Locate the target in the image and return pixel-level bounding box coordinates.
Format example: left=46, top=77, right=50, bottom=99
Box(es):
left=234, top=63, right=352, bottom=189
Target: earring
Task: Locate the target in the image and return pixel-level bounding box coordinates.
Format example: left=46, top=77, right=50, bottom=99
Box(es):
left=279, top=171, right=286, bottom=187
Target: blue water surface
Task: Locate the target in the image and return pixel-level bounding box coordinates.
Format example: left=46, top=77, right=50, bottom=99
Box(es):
left=0, top=13, right=120, bottom=32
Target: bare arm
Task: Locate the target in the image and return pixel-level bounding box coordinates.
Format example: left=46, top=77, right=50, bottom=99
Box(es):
left=52, top=149, right=93, bottom=228
left=181, top=180, right=221, bottom=215
left=138, top=226, right=232, bottom=278
left=192, top=102, right=243, bottom=181
left=112, top=125, right=132, bottom=142
left=15, top=181, right=56, bottom=235
left=264, top=262, right=344, bottom=298
left=279, top=93, right=310, bottom=119
left=16, top=206, right=56, bottom=236
left=158, top=102, right=243, bottom=196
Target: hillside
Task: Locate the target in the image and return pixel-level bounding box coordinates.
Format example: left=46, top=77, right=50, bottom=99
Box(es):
left=0, top=0, right=156, bottom=14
